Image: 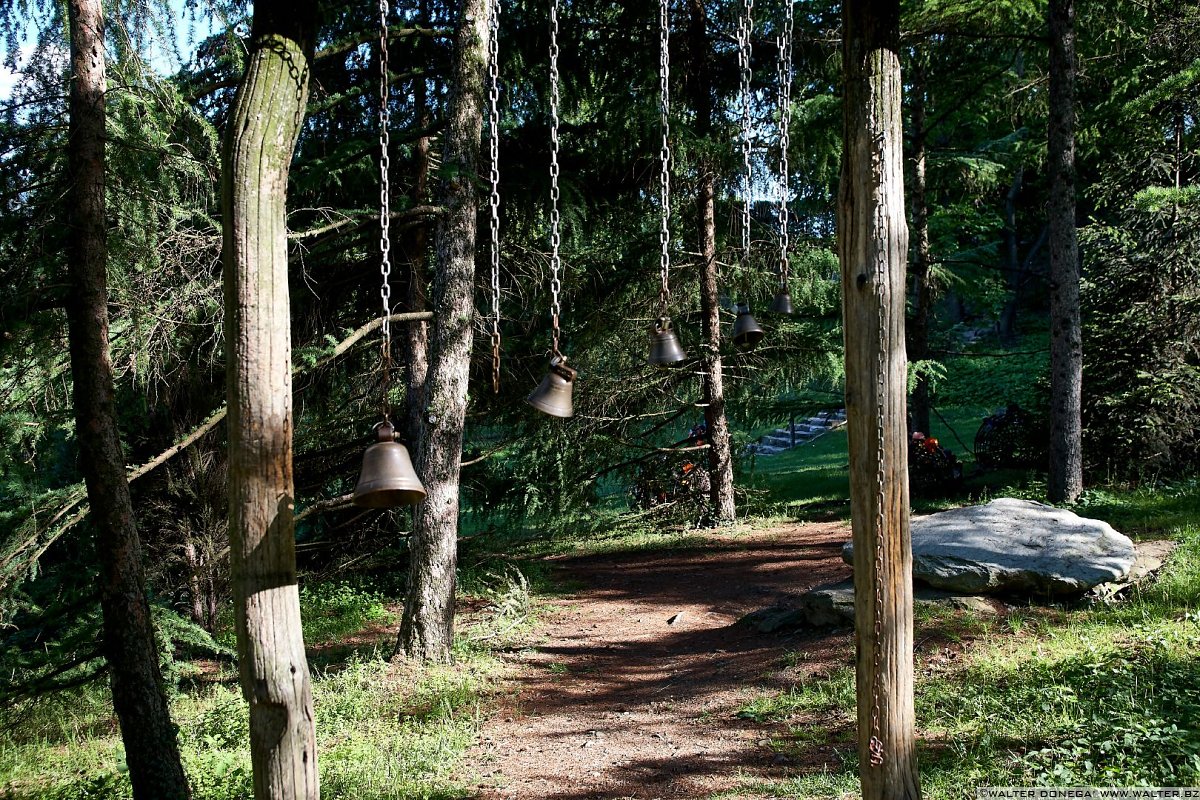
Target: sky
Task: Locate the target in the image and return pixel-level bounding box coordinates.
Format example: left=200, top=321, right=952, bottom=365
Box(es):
left=0, top=1, right=212, bottom=103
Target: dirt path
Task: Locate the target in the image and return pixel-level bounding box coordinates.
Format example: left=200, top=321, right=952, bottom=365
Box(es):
left=462, top=522, right=855, bottom=800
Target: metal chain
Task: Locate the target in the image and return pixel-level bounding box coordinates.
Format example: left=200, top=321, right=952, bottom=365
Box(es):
left=377, top=0, right=394, bottom=419
left=775, top=0, right=793, bottom=290
left=657, top=0, right=672, bottom=316
left=868, top=121, right=888, bottom=770
left=488, top=0, right=502, bottom=392
left=737, top=0, right=754, bottom=269
left=256, top=37, right=310, bottom=134
left=548, top=0, right=563, bottom=358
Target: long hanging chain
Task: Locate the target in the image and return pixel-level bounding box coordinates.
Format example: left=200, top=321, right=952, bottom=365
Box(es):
left=488, top=0, right=502, bottom=392
left=377, top=0, right=394, bottom=419
left=737, top=0, right=754, bottom=269
left=548, top=0, right=563, bottom=358
left=775, top=0, right=793, bottom=292
left=868, top=114, right=888, bottom=772
left=657, top=0, right=672, bottom=317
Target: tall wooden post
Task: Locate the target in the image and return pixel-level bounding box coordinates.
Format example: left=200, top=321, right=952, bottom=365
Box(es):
left=839, top=2, right=921, bottom=798
left=222, top=2, right=319, bottom=796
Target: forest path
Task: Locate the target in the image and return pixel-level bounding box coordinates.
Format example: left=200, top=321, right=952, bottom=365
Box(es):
left=461, top=522, right=855, bottom=800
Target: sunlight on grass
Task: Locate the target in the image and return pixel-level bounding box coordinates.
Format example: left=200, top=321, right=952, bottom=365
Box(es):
left=0, top=577, right=504, bottom=800
left=734, top=481, right=1200, bottom=799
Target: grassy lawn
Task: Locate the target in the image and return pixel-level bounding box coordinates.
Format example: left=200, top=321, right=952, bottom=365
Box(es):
left=743, top=405, right=1007, bottom=519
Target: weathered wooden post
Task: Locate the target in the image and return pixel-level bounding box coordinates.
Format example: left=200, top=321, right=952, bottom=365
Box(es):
left=838, top=1, right=921, bottom=798
left=222, top=2, right=319, bottom=796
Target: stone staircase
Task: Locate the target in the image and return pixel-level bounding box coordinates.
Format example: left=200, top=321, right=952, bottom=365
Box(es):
left=746, top=409, right=847, bottom=456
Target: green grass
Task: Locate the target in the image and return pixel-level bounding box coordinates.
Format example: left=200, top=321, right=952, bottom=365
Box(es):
left=743, top=406, right=995, bottom=520
left=735, top=480, right=1200, bottom=799
left=0, top=577, right=507, bottom=800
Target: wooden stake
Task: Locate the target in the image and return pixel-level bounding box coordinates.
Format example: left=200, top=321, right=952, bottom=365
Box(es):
left=839, top=1, right=921, bottom=797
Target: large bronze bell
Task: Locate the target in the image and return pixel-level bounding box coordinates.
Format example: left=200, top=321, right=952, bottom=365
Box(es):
left=768, top=288, right=795, bottom=315
left=732, top=302, right=765, bottom=349
left=352, top=421, right=426, bottom=508
left=527, top=355, right=576, bottom=418
left=647, top=317, right=687, bottom=366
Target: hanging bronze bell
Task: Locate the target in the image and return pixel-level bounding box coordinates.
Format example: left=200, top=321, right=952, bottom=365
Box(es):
left=769, top=288, right=795, bottom=315
left=732, top=303, right=765, bottom=349
left=647, top=317, right=687, bottom=366
left=527, top=355, right=576, bottom=418
left=352, top=421, right=426, bottom=508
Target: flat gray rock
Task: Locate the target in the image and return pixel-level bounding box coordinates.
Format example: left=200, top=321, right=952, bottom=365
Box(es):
left=842, top=498, right=1135, bottom=595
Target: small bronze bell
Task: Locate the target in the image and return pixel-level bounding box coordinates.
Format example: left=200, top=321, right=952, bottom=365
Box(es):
left=352, top=422, right=426, bottom=508
left=732, top=302, right=765, bottom=349
left=647, top=317, right=687, bottom=366
left=768, top=288, right=795, bottom=315
left=527, top=355, right=576, bottom=418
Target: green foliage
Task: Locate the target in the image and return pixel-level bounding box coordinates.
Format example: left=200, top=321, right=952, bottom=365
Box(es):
left=1081, top=198, right=1200, bottom=479
left=297, top=580, right=395, bottom=648
left=933, top=332, right=1049, bottom=413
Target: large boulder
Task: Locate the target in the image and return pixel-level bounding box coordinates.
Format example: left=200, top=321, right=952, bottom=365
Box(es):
left=842, top=498, right=1136, bottom=595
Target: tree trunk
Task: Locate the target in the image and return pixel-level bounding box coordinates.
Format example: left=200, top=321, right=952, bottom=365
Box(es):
left=687, top=0, right=735, bottom=524
left=398, top=0, right=490, bottom=663
left=839, top=2, right=921, bottom=798
left=907, top=50, right=932, bottom=437
left=1047, top=0, right=1083, bottom=504
left=64, top=3, right=191, bottom=798
left=185, top=541, right=205, bottom=626
left=221, top=3, right=319, bottom=797
left=999, top=169, right=1024, bottom=342
left=403, top=4, right=433, bottom=454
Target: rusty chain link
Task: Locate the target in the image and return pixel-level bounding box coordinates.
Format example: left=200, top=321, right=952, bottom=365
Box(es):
left=737, top=0, right=755, bottom=270
left=548, top=0, right=563, bottom=359
left=377, top=0, right=394, bottom=420
left=488, top=0, right=502, bottom=393
left=775, top=1, right=793, bottom=291
left=657, top=0, right=672, bottom=317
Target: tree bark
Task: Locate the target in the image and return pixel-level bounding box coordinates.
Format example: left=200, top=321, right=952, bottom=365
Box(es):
left=999, top=169, right=1024, bottom=342
left=839, top=2, right=921, bottom=798
left=66, top=3, right=189, bottom=796
left=907, top=49, right=932, bottom=437
left=398, top=0, right=490, bottom=663
left=403, top=1, right=433, bottom=454
left=221, top=3, right=319, bottom=797
left=687, top=0, right=735, bottom=524
left=64, top=3, right=191, bottom=798
left=1047, top=0, right=1083, bottom=504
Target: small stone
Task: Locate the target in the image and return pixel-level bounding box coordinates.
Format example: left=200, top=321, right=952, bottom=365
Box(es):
left=667, top=612, right=684, bottom=626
